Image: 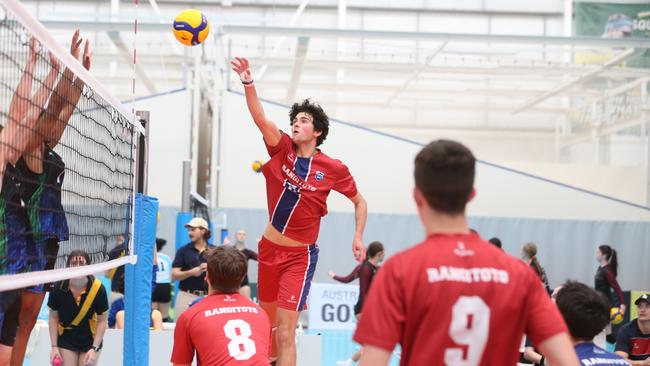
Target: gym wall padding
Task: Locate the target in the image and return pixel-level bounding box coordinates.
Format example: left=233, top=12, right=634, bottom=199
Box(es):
left=214, top=207, right=650, bottom=292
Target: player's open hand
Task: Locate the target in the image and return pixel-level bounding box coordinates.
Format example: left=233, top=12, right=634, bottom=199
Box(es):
left=70, top=30, right=82, bottom=60
left=230, top=57, right=252, bottom=83
left=82, top=40, right=92, bottom=71
left=352, top=238, right=366, bottom=263
left=328, top=271, right=336, bottom=278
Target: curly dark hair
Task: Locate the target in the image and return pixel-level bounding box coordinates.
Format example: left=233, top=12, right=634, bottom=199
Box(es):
left=289, top=99, right=329, bottom=146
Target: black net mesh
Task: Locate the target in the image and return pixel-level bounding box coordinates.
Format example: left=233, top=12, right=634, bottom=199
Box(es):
left=0, top=10, right=136, bottom=289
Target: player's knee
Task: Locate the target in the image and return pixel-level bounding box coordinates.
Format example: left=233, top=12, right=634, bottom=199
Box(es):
left=18, top=307, right=38, bottom=328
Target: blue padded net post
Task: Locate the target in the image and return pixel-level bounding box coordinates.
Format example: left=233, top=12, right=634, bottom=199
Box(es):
left=124, top=193, right=159, bottom=366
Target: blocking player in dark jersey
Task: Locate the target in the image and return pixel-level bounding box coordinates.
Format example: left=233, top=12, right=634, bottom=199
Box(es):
left=354, top=140, right=579, bottom=366
left=171, top=245, right=271, bottom=366
left=0, top=38, right=60, bottom=364
left=9, top=30, right=91, bottom=366
left=230, top=57, right=367, bottom=366
left=0, top=37, right=59, bottom=274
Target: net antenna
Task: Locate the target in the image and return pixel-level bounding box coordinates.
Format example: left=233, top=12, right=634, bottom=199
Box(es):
left=0, top=0, right=144, bottom=292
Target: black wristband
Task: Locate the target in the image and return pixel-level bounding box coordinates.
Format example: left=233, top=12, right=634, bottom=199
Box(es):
left=241, top=79, right=254, bottom=85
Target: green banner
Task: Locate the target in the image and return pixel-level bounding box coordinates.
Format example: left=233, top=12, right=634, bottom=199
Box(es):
left=575, top=2, right=650, bottom=67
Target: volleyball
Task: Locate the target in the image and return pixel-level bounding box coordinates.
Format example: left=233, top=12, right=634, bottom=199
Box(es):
left=610, top=307, right=624, bottom=325
left=252, top=160, right=264, bottom=173
left=172, top=9, right=210, bottom=46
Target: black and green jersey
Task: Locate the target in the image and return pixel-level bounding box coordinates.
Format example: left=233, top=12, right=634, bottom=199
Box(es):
left=0, top=164, right=28, bottom=276
left=16, top=146, right=68, bottom=244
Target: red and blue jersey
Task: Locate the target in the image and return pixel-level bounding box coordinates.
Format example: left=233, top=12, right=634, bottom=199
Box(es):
left=262, top=132, right=357, bottom=244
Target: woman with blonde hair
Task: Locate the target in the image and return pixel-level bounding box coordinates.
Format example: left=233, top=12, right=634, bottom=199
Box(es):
left=522, top=243, right=552, bottom=295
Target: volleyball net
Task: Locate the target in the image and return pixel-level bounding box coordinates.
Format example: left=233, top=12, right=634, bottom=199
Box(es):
left=0, top=0, right=143, bottom=292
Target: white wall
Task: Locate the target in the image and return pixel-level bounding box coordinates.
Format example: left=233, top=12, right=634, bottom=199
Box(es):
left=217, top=92, right=650, bottom=221
left=135, top=89, right=192, bottom=207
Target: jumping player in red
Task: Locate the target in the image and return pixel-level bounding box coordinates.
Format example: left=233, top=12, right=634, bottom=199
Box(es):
left=230, top=57, right=367, bottom=366
left=171, top=246, right=271, bottom=366
left=354, top=140, right=579, bottom=366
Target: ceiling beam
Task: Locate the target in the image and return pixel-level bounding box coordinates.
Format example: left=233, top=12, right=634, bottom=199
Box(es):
left=238, top=57, right=649, bottom=79
left=560, top=114, right=647, bottom=147
left=38, top=21, right=650, bottom=49
left=28, top=0, right=563, bottom=18
left=248, top=80, right=600, bottom=99
left=386, top=42, right=447, bottom=104
left=222, top=25, right=650, bottom=49
left=243, top=95, right=568, bottom=114
left=255, top=0, right=311, bottom=82
left=512, top=48, right=637, bottom=114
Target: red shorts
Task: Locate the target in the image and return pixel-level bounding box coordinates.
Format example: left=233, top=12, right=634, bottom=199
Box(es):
left=258, top=237, right=319, bottom=311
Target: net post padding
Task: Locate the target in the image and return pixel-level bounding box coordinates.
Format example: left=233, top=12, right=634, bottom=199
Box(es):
left=124, top=193, right=159, bottom=366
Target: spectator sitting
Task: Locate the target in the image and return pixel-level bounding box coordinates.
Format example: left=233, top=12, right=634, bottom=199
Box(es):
left=107, top=274, right=163, bottom=331
left=615, top=294, right=650, bottom=364
left=555, top=281, right=629, bottom=365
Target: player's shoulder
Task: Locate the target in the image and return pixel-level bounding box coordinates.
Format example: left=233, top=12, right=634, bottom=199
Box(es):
left=617, top=319, right=637, bottom=336
left=315, top=150, right=348, bottom=169
left=177, top=242, right=194, bottom=252
left=277, top=130, right=293, bottom=147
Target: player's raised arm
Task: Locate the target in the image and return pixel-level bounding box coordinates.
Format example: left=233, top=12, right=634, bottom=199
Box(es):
left=41, top=30, right=92, bottom=148
left=230, top=57, right=281, bottom=146
left=2, top=45, right=60, bottom=164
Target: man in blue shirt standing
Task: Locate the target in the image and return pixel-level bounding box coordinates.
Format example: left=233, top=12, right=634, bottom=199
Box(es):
left=171, top=217, right=215, bottom=319
left=556, top=281, right=630, bottom=365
